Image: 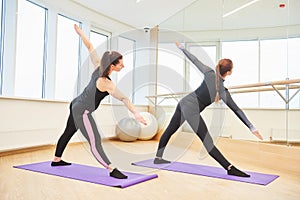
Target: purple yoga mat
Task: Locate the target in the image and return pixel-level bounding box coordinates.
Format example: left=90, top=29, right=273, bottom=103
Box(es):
left=14, top=161, right=157, bottom=188
left=132, top=159, right=278, bottom=185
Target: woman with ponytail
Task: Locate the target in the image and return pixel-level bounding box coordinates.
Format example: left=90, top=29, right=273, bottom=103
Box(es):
left=154, top=41, right=263, bottom=178
left=51, top=25, right=146, bottom=179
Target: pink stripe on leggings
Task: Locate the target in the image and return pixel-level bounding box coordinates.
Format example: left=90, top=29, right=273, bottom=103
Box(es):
left=82, top=110, right=109, bottom=169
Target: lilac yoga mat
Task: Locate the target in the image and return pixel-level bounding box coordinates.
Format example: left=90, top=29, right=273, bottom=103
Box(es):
left=14, top=161, right=157, bottom=188
left=132, top=159, right=278, bottom=185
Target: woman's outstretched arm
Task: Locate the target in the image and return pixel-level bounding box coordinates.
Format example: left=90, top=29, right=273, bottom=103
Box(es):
left=98, top=78, right=147, bottom=125
left=175, top=41, right=213, bottom=74
left=74, top=24, right=94, bottom=53
left=74, top=24, right=100, bottom=68
left=221, top=89, right=263, bottom=140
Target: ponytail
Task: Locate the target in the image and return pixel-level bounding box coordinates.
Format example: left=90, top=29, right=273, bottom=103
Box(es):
left=100, top=51, right=111, bottom=77
left=214, top=64, right=221, bottom=103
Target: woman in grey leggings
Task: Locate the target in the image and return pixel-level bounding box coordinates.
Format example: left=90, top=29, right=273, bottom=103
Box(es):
left=155, top=42, right=263, bottom=177
left=51, top=25, right=146, bottom=179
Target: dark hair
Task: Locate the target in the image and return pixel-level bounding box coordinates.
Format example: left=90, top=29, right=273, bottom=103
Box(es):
left=100, top=51, right=123, bottom=77
left=215, top=58, right=233, bottom=102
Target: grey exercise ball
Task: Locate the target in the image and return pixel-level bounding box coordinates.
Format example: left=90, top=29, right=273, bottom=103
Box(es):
left=115, top=117, right=141, bottom=142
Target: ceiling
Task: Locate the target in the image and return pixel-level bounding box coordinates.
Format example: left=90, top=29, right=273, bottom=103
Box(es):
left=72, top=0, right=300, bottom=31
left=71, top=0, right=197, bottom=28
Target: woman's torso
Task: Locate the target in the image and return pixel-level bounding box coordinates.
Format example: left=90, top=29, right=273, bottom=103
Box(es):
left=194, top=70, right=226, bottom=107
left=72, top=68, right=109, bottom=112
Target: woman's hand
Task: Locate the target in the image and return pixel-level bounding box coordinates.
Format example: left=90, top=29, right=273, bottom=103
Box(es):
left=74, top=24, right=83, bottom=36
left=252, top=130, right=263, bottom=140
left=134, top=112, right=147, bottom=125
left=175, top=41, right=181, bottom=48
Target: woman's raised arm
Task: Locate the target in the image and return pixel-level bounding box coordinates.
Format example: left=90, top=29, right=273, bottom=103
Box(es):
left=74, top=24, right=100, bottom=68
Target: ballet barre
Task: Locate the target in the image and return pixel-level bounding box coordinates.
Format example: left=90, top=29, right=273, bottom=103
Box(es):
left=146, top=78, right=300, bottom=108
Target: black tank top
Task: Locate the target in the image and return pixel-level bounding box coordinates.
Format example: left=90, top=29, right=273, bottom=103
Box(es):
left=72, top=68, right=110, bottom=112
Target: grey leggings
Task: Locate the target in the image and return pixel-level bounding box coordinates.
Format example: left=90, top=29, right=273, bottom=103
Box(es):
left=54, top=103, right=111, bottom=168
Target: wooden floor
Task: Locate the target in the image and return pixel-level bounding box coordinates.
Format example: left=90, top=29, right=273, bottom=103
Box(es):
left=1, top=136, right=300, bottom=200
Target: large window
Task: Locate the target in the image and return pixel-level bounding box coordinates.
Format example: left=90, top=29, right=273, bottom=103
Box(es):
left=55, top=15, right=80, bottom=101
left=222, top=41, right=259, bottom=86
left=222, top=38, right=300, bottom=109
left=222, top=41, right=259, bottom=108
left=157, top=43, right=184, bottom=105
left=260, top=39, right=289, bottom=108
left=90, top=30, right=108, bottom=56
left=287, top=38, right=300, bottom=108
left=260, top=39, right=288, bottom=82
left=15, top=0, right=46, bottom=98
left=117, top=36, right=135, bottom=102
left=260, top=37, right=300, bottom=109
left=288, top=38, right=300, bottom=79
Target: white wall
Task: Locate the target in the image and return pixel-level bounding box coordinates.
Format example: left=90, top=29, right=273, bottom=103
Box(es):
left=0, top=98, right=69, bottom=151
left=152, top=104, right=300, bottom=143
left=0, top=97, right=298, bottom=152
left=0, top=97, right=147, bottom=152
left=180, top=106, right=300, bottom=142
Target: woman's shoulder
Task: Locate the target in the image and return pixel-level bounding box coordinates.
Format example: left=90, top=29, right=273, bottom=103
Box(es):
left=97, top=76, right=112, bottom=85
left=96, top=77, right=114, bottom=92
